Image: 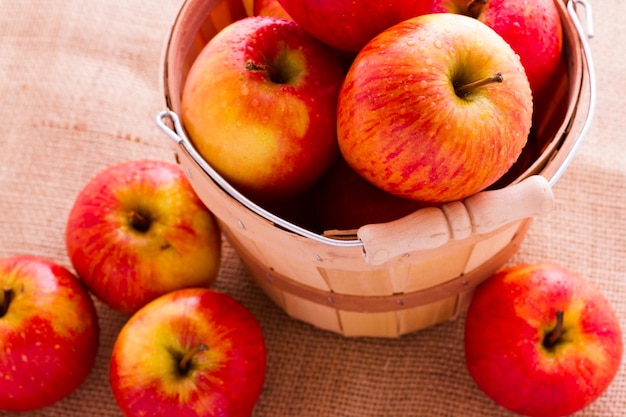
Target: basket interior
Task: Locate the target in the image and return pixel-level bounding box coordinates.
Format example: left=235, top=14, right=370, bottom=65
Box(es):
left=162, top=0, right=584, bottom=235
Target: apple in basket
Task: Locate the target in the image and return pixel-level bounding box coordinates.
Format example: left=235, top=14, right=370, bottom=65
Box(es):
left=275, top=0, right=431, bottom=52
left=428, top=0, right=563, bottom=98
left=110, top=288, right=267, bottom=417
left=181, top=16, right=345, bottom=203
left=65, top=159, right=222, bottom=315
left=0, top=255, right=99, bottom=412
left=253, top=0, right=292, bottom=21
left=337, top=13, right=533, bottom=203
left=464, top=263, right=623, bottom=417
left=314, top=156, right=426, bottom=232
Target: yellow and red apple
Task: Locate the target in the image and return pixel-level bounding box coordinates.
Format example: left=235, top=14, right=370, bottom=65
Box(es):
left=0, top=255, right=99, bottom=412
left=65, top=159, right=222, bottom=315
left=337, top=13, right=533, bottom=203
left=465, top=263, right=623, bottom=417
left=428, top=0, right=563, bottom=98
left=275, top=0, right=431, bottom=52
left=110, top=288, right=267, bottom=417
left=181, top=16, right=345, bottom=203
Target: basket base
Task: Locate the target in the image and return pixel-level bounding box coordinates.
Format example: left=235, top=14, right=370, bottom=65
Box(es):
left=223, top=219, right=531, bottom=338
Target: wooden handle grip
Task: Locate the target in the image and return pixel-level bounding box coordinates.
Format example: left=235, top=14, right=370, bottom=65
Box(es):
left=358, top=175, right=554, bottom=266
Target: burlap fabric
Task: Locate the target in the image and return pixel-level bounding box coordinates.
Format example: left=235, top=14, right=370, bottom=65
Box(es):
left=1, top=0, right=624, bottom=416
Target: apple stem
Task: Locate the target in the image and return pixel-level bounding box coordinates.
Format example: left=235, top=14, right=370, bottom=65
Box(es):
left=1, top=288, right=14, bottom=318
left=543, top=310, right=565, bottom=349
left=246, top=60, right=278, bottom=81
left=179, top=344, right=208, bottom=373
left=454, top=72, right=504, bottom=97
left=466, top=0, right=488, bottom=18
left=128, top=210, right=151, bottom=233
left=245, top=60, right=268, bottom=72
left=454, top=72, right=503, bottom=97
left=246, top=59, right=290, bottom=85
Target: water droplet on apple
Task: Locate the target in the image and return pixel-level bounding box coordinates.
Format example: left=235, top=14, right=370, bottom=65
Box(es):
left=241, top=84, right=250, bottom=96
left=434, top=40, right=443, bottom=49
left=407, top=74, right=415, bottom=81
left=420, top=80, right=428, bottom=89
left=425, top=58, right=433, bottom=66
left=406, top=39, right=416, bottom=47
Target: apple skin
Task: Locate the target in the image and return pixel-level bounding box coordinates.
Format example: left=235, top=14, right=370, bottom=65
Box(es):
left=0, top=255, right=99, bottom=412
left=428, top=0, right=562, bottom=98
left=314, top=156, right=426, bottom=231
left=337, top=13, right=533, bottom=203
left=65, top=159, right=222, bottom=315
left=110, top=288, right=267, bottom=417
left=253, top=0, right=292, bottom=21
left=181, top=16, right=345, bottom=203
left=464, top=263, right=623, bottom=417
left=276, top=0, right=431, bottom=52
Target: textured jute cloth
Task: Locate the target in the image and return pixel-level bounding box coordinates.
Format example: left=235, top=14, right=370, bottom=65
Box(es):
left=1, top=0, right=625, bottom=416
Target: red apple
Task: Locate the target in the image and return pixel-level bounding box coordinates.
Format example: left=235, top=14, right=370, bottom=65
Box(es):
left=66, top=159, right=222, bottom=315
left=276, top=0, right=431, bottom=52
left=0, top=255, right=99, bottom=412
left=314, top=156, right=426, bottom=232
left=260, top=189, right=322, bottom=232
left=428, top=0, right=563, bottom=98
left=181, top=16, right=345, bottom=202
left=253, top=0, right=292, bottom=21
left=110, top=288, right=267, bottom=417
left=465, top=263, right=623, bottom=417
left=337, top=13, right=533, bottom=203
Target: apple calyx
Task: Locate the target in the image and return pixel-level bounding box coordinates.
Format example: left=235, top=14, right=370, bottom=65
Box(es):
left=177, top=343, right=208, bottom=375
left=454, top=72, right=503, bottom=98
left=128, top=210, right=152, bottom=233
left=542, top=310, right=565, bottom=351
left=1, top=287, right=14, bottom=318
left=466, top=0, right=488, bottom=18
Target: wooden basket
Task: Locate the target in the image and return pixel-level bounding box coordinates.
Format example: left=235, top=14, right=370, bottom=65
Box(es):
left=156, top=0, right=595, bottom=337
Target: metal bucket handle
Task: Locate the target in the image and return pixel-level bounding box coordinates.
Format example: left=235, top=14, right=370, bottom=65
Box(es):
left=156, top=0, right=595, bottom=266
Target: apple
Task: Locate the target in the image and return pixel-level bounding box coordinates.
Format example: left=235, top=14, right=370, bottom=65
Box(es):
left=110, top=288, right=267, bottom=417
left=428, top=0, right=563, bottom=97
left=260, top=189, right=322, bottom=232
left=464, top=263, right=623, bottom=417
left=275, top=0, right=431, bottom=52
left=181, top=16, right=345, bottom=203
left=253, top=0, right=292, bottom=21
left=0, top=255, right=99, bottom=412
left=337, top=13, right=533, bottom=203
left=65, top=159, right=222, bottom=315
left=314, top=156, right=426, bottom=232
